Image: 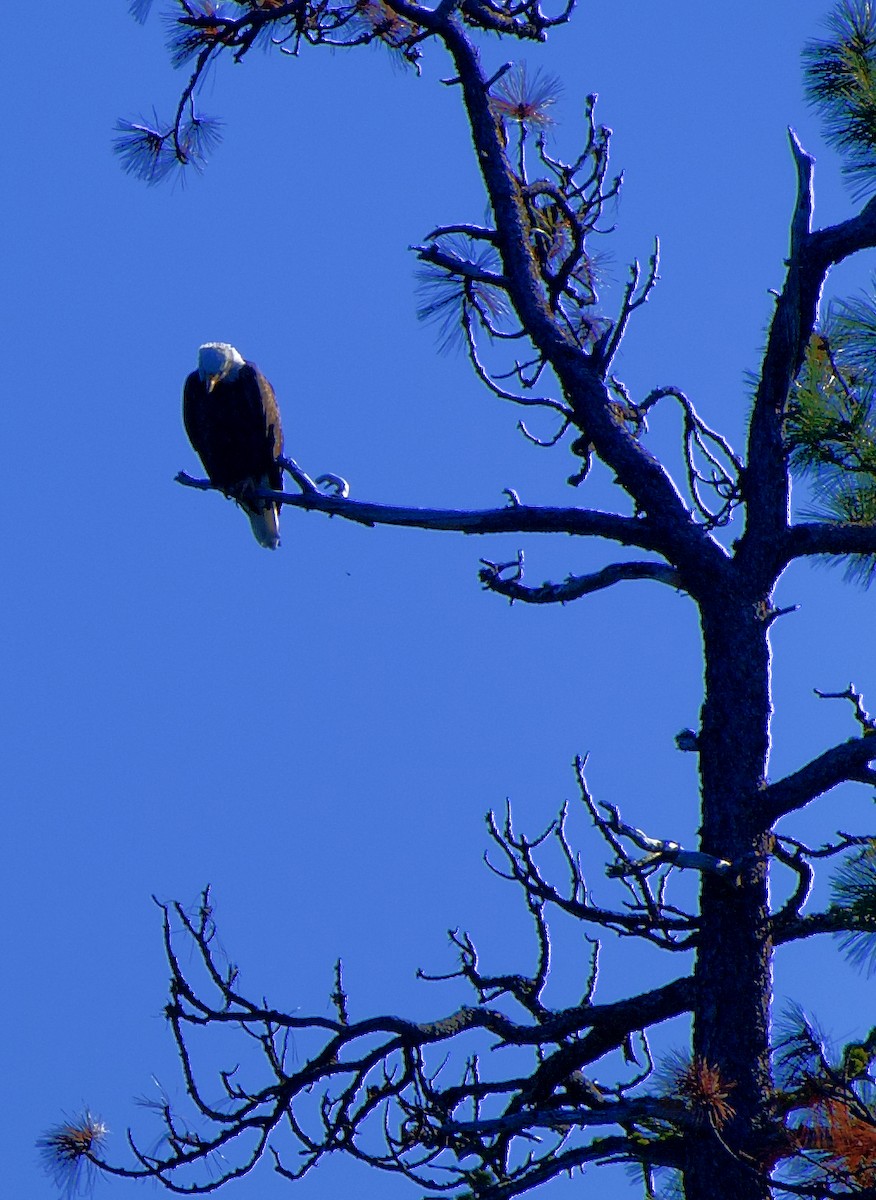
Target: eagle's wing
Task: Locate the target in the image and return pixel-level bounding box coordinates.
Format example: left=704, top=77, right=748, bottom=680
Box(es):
left=240, top=363, right=284, bottom=491
left=183, top=370, right=217, bottom=480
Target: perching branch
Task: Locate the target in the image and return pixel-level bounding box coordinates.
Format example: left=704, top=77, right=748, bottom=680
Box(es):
left=174, top=472, right=669, bottom=552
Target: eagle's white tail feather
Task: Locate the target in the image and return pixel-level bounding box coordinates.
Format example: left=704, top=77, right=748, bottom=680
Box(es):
left=247, top=503, right=281, bottom=550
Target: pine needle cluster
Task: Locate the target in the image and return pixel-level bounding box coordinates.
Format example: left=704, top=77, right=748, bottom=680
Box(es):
left=37, top=1111, right=107, bottom=1196
left=831, top=842, right=876, bottom=971
left=786, top=307, right=876, bottom=582
left=804, top=0, right=876, bottom=196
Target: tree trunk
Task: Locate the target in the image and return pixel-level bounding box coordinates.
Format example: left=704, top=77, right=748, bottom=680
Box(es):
left=685, top=589, right=774, bottom=1200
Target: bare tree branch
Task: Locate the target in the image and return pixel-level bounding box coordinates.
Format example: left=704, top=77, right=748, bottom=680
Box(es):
left=484, top=773, right=698, bottom=950
left=86, top=883, right=694, bottom=1195
left=761, top=737, right=876, bottom=823
left=478, top=556, right=683, bottom=603
left=739, top=131, right=815, bottom=573
left=174, top=472, right=668, bottom=551
left=807, top=192, right=876, bottom=273
left=786, top=519, right=876, bottom=561
left=597, top=241, right=660, bottom=372
left=598, top=803, right=735, bottom=880
left=773, top=906, right=876, bottom=946
left=441, top=1094, right=690, bottom=1137
left=814, top=684, right=876, bottom=735
left=415, top=242, right=510, bottom=289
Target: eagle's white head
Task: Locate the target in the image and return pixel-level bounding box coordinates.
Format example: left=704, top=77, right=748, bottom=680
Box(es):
left=197, top=342, right=245, bottom=392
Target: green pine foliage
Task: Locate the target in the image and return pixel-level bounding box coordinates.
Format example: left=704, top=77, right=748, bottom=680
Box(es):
left=830, top=843, right=876, bottom=972
left=803, top=0, right=876, bottom=196
left=774, top=1003, right=833, bottom=1090
left=787, top=309, right=876, bottom=582
left=791, top=3, right=876, bottom=579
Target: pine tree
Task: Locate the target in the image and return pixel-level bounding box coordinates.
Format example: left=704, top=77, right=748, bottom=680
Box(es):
left=43, top=3, right=876, bottom=1198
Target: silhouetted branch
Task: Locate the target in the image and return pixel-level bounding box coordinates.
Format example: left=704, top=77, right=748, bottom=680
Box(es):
left=483, top=765, right=698, bottom=950
left=415, top=242, right=510, bottom=289
left=741, top=132, right=816, bottom=564
left=761, top=737, right=876, bottom=823
left=424, top=222, right=499, bottom=242
left=598, top=240, right=660, bottom=372
left=441, top=1094, right=689, bottom=1137
left=814, top=684, right=876, bottom=734
left=786, top=520, right=876, bottom=561
left=517, top=415, right=570, bottom=446
left=774, top=906, right=876, bottom=946
left=478, top=555, right=683, bottom=603
left=460, top=303, right=571, bottom=413
left=598, top=803, right=735, bottom=880
left=639, top=385, right=743, bottom=528
left=418, top=919, right=552, bottom=1021
left=174, top=472, right=668, bottom=551
left=80, top=879, right=694, bottom=1196
left=771, top=837, right=816, bottom=926
left=808, top=192, right=876, bottom=272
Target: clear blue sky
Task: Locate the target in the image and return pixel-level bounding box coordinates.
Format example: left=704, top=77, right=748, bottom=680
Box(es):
left=6, top=3, right=876, bottom=1198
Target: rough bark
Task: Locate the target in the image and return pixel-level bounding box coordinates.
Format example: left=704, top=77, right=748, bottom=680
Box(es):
left=687, top=588, right=774, bottom=1200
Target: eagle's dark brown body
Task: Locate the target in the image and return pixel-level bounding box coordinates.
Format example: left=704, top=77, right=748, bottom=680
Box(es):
left=183, top=347, right=284, bottom=548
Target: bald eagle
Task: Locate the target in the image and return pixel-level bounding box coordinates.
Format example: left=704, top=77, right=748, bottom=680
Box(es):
left=183, top=343, right=284, bottom=549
